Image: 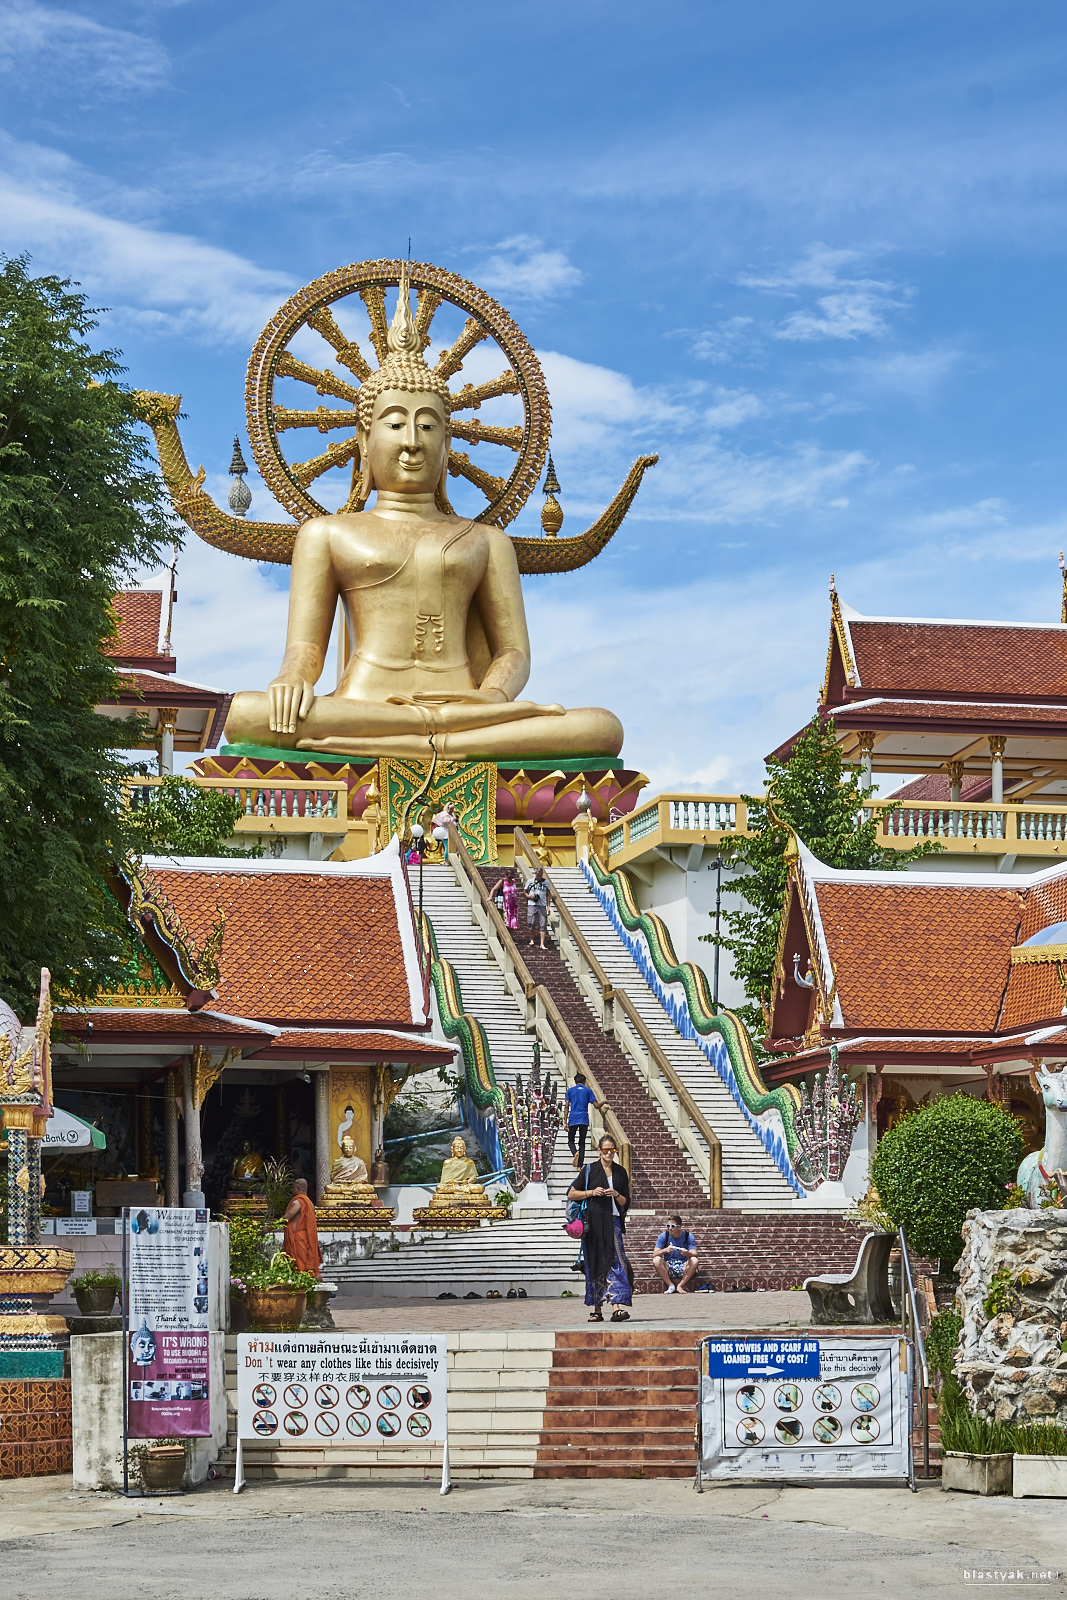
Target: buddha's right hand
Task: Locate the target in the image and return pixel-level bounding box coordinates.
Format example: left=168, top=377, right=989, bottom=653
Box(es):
left=268, top=675, right=316, bottom=735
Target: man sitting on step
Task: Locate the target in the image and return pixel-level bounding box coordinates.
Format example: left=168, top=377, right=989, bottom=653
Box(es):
left=652, top=1215, right=699, bottom=1293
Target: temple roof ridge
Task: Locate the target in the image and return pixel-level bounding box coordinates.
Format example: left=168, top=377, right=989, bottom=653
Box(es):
left=834, top=596, right=1067, bottom=632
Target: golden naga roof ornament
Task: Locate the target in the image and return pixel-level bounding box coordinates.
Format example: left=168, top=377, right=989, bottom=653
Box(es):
left=133, top=257, right=657, bottom=576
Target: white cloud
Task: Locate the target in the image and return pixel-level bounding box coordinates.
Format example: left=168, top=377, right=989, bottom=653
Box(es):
left=739, top=243, right=908, bottom=343
left=703, top=388, right=762, bottom=429
left=839, top=346, right=964, bottom=397
left=691, top=316, right=757, bottom=363
left=475, top=235, right=581, bottom=301
left=0, top=1, right=167, bottom=91
left=0, top=133, right=292, bottom=344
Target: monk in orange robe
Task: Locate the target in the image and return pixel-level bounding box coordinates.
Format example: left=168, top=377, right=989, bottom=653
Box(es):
left=281, top=1179, right=321, bottom=1278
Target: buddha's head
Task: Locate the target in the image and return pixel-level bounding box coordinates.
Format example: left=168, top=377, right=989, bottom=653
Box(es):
left=450, top=1136, right=467, bottom=1158
left=341, top=1134, right=356, bottom=1158
left=356, top=262, right=452, bottom=508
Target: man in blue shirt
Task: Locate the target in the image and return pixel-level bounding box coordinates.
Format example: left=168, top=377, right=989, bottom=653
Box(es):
left=652, top=1214, right=700, bottom=1293
left=565, top=1073, right=601, bottom=1168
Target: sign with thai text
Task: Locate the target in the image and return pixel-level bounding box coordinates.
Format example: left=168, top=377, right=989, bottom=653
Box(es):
left=699, top=1337, right=910, bottom=1483
left=127, top=1207, right=210, bottom=1439
left=236, top=1333, right=447, bottom=1447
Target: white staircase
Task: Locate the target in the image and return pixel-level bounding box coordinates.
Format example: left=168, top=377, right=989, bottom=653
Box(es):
left=414, top=863, right=573, bottom=1205
left=548, top=867, right=798, bottom=1212
left=324, top=1215, right=581, bottom=1298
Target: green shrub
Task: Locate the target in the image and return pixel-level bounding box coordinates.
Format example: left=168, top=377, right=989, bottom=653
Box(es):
left=870, top=1095, right=1022, bottom=1269
left=227, top=1209, right=268, bottom=1280
left=939, top=1375, right=1018, bottom=1455
left=71, top=1267, right=122, bottom=1292
left=926, top=1308, right=963, bottom=1385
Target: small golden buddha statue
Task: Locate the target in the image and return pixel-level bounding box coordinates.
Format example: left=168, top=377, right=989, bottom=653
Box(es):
left=220, top=1141, right=269, bottom=1217
left=412, top=1136, right=507, bottom=1229
left=231, top=1142, right=266, bottom=1193
left=224, top=265, right=623, bottom=761
left=317, top=1135, right=395, bottom=1227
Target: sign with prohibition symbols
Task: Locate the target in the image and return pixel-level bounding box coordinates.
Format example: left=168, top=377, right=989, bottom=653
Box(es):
left=235, top=1333, right=451, bottom=1494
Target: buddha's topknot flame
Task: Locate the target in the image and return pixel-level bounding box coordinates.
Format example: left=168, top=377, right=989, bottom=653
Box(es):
left=357, top=261, right=451, bottom=431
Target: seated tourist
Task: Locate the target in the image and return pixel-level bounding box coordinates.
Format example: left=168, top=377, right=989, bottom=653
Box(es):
left=652, top=1215, right=700, bottom=1293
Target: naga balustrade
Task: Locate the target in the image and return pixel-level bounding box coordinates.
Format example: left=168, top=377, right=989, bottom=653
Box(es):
left=442, top=823, right=633, bottom=1179
left=513, top=826, right=722, bottom=1206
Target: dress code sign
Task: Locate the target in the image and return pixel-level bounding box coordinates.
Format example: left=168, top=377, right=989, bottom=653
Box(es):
left=699, top=1337, right=911, bottom=1483
left=236, top=1334, right=447, bottom=1446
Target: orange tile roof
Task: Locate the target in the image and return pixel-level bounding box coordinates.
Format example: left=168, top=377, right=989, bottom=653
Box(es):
left=252, top=1030, right=453, bottom=1061
left=107, top=591, right=166, bottom=661
left=58, top=1010, right=269, bottom=1041
left=849, top=620, right=1067, bottom=698
left=831, top=698, right=1067, bottom=728
left=814, top=879, right=1021, bottom=1032
left=140, top=865, right=418, bottom=1029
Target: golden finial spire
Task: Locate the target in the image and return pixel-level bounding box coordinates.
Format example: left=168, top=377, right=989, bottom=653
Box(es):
left=387, top=259, right=420, bottom=356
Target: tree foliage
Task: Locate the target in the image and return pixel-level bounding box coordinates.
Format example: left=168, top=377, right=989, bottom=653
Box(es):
left=0, top=257, right=175, bottom=1015
left=871, top=1094, right=1023, bottom=1268
left=126, top=776, right=261, bottom=859
left=703, top=715, right=941, bottom=1038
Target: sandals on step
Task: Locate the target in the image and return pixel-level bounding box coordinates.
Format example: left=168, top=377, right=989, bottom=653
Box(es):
left=588, top=1310, right=603, bottom=1322
left=610, top=1309, right=630, bottom=1322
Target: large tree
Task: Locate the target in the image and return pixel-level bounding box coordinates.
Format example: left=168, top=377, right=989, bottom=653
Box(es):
left=126, top=776, right=262, bottom=860
left=704, top=715, right=940, bottom=1039
left=0, top=258, right=175, bottom=1015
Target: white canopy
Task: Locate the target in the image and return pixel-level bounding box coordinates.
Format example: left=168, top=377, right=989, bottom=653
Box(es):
left=41, top=1107, right=106, bottom=1151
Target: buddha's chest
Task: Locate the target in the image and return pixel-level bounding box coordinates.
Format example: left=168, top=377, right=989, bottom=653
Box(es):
left=332, top=518, right=487, bottom=602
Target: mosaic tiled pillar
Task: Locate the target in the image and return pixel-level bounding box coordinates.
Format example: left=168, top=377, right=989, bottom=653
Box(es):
left=5, top=1128, right=29, bottom=1245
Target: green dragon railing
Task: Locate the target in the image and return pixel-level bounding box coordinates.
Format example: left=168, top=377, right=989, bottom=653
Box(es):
left=584, top=857, right=804, bottom=1194
left=419, top=911, right=504, bottom=1169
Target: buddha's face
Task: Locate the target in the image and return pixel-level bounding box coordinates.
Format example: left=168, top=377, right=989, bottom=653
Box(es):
left=341, top=1135, right=356, bottom=1157
left=450, top=1137, right=467, bottom=1158
left=362, top=388, right=449, bottom=496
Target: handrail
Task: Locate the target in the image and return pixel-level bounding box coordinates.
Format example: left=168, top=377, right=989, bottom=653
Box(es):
left=898, top=1225, right=930, bottom=1487
left=514, top=827, right=722, bottom=1206
left=443, top=824, right=632, bottom=1177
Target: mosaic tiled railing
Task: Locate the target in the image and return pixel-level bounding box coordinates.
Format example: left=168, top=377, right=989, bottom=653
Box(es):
left=583, top=857, right=805, bottom=1196
left=419, top=912, right=504, bottom=1172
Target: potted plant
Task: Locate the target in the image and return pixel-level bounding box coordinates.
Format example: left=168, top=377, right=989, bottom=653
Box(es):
left=128, top=1437, right=189, bottom=1493
left=227, top=1209, right=266, bottom=1331
left=1013, top=1423, right=1067, bottom=1499
left=244, top=1251, right=318, bottom=1331
left=71, top=1267, right=122, bottom=1317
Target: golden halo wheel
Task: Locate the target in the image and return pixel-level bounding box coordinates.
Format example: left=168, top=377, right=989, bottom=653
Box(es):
left=244, top=258, right=551, bottom=529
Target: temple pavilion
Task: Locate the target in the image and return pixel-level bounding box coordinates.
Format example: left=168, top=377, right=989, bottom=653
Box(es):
left=767, top=580, right=1067, bottom=875
left=46, top=843, right=455, bottom=1220
left=760, top=836, right=1067, bottom=1159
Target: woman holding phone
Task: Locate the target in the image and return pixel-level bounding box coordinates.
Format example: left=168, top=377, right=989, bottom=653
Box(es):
left=567, top=1132, right=632, bottom=1322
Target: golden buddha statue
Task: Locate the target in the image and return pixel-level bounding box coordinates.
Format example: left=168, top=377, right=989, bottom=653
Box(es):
left=224, top=266, right=623, bottom=760
left=411, top=1135, right=507, bottom=1229
left=220, top=1140, right=269, bottom=1217
left=316, top=1135, right=395, bottom=1228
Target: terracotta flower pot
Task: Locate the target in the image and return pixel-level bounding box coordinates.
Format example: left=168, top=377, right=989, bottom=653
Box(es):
left=139, top=1445, right=186, bottom=1491
left=245, top=1287, right=307, bottom=1331
left=74, top=1285, right=117, bottom=1316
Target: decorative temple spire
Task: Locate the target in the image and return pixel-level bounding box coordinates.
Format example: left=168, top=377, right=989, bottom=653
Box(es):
left=541, top=453, right=563, bottom=537
left=1060, top=552, right=1066, bottom=624
left=228, top=433, right=252, bottom=518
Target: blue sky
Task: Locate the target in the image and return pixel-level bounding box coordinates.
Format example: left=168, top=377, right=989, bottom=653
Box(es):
left=4, top=0, right=1067, bottom=791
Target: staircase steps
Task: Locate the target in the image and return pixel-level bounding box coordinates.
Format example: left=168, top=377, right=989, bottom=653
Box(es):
left=547, top=866, right=800, bottom=1212
left=324, top=1214, right=582, bottom=1297
left=534, top=1329, right=699, bottom=1478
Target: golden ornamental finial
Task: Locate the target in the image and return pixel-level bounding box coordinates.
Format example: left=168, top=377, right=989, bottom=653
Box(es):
left=387, top=260, right=420, bottom=356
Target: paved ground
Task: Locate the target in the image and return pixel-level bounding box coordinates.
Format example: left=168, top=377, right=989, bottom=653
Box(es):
left=331, top=1287, right=814, bottom=1331
left=0, top=1476, right=1062, bottom=1599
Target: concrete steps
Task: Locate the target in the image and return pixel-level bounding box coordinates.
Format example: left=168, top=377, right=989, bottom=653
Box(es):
left=548, top=867, right=799, bottom=1212
left=324, top=1214, right=582, bottom=1298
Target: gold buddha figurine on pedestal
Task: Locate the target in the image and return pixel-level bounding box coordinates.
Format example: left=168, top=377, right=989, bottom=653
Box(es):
left=220, top=1141, right=269, bottom=1218
left=412, top=1136, right=507, bottom=1230
left=316, top=1135, right=395, bottom=1228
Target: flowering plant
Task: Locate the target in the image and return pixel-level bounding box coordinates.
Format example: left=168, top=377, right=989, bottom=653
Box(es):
left=229, top=1275, right=249, bottom=1300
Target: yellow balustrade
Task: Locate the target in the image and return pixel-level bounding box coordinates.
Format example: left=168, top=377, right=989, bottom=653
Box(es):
left=604, top=793, right=1067, bottom=867
left=120, top=775, right=350, bottom=837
